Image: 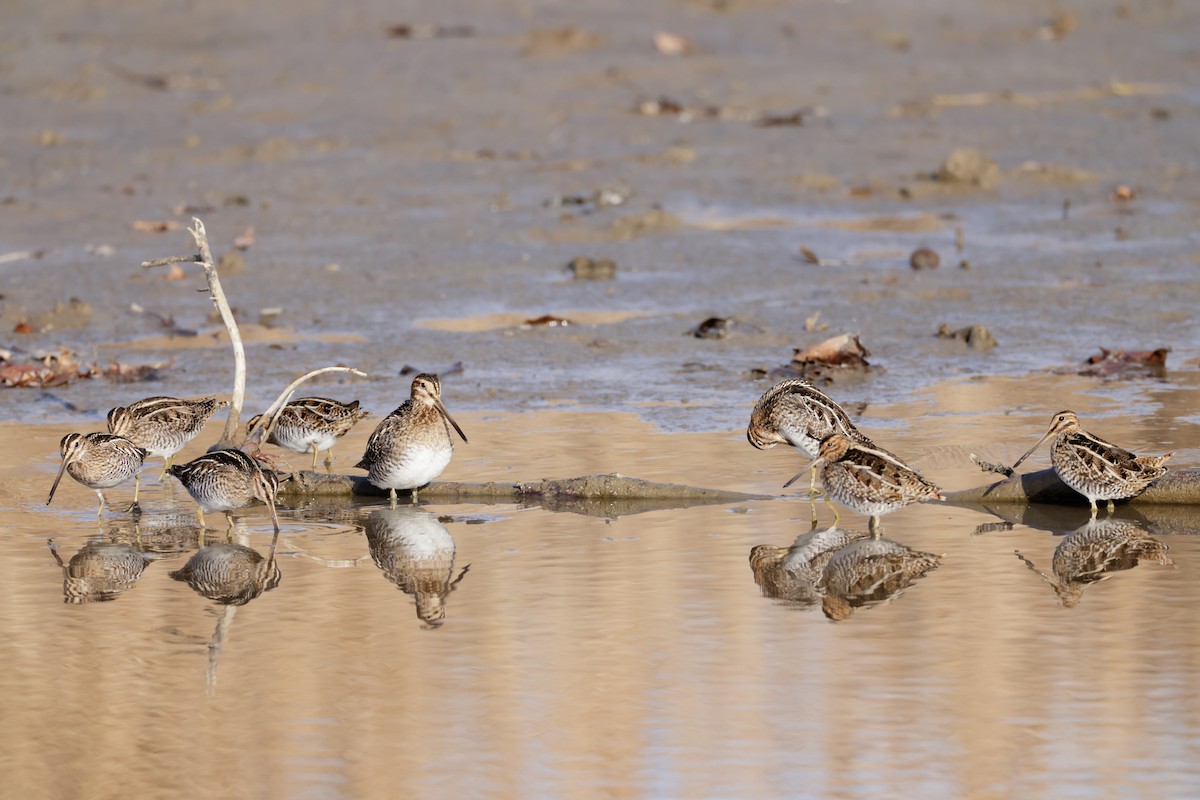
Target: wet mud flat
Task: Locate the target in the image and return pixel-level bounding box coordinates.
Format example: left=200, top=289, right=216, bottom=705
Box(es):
left=1, top=0, right=1198, bottom=434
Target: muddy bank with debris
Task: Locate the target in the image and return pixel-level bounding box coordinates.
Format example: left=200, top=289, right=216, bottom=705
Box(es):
left=1, top=1, right=1198, bottom=436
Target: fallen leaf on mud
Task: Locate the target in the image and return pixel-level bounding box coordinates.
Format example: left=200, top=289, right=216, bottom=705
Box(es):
left=771, top=333, right=874, bottom=382
left=937, top=323, right=997, bottom=350
left=568, top=256, right=617, bottom=280
left=0, top=249, right=46, bottom=265
left=689, top=317, right=732, bottom=339
left=799, top=246, right=821, bottom=265
left=522, top=315, right=572, bottom=328
left=635, top=96, right=685, bottom=116
left=0, top=348, right=91, bottom=388
left=653, top=32, right=695, bottom=56
left=756, top=109, right=809, bottom=127
left=386, top=23, right=475, bottom=39
left=1070, top=347, right=1169, bottom=377
left=130, top=220, right=182, bottom=233
left=792, top=333, right=871, bottom=368
left=13, top=322, right=33, bottom=334
left=1037, top=9, right=1078, bottom=41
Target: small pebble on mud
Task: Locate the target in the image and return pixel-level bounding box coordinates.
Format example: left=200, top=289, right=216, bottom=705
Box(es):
left=910, top=247, right=940, bottom=270
left=936, top=323, right=997, bottom=350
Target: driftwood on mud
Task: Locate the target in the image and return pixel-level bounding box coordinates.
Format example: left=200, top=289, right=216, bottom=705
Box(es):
left=279, top=471, right=770, bottom=517
left=944, top=468, right=1200, bottom=507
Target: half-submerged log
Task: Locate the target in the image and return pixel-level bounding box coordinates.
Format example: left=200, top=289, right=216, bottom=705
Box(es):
left=944, top=468, right=1200, bottom=507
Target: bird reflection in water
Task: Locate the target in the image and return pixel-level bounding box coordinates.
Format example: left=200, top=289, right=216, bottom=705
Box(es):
left=1014, top=517, right=1174, bottom=607
left=48, top=535, right=149, bottom=604
left=750, top=525, right=941, bottom=620
left=169, top=529, right=282, bottom=606
left=365, top=508, right=469, bottom=628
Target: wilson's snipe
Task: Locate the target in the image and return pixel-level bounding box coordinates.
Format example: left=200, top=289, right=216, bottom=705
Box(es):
left=365, top=508, right=469, bottom=628
left=106, top=396, right=226, bottom=479
left=1011, top=410, right=1171, bottom=517
left=47, top=432, right=147, bottom=515
left=748, top=379, right=875, bottom=496
left=790, top=433, right=942, bottom=534
left=356, top=374, right=468, bottom=507
left=167, top=448, right=280, bottom=531
left=247, top=397, right=369, bottom=472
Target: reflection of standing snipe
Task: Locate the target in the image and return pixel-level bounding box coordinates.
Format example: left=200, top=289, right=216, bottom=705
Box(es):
left=248, top=397, right=369, bottom=471
left=356, top=374, right=468, bottom=506
left=750, top=526, right=870, bottom=605
left=167, top=449, right=280, bottom=531
left=1011, top=410, right=1171, bottom=517
left=106, top=396, right=226, bottom=479
left=366, top=508, right=469, bottom=628
left=748, top=379, right=875, bottom=495
left=47, top=432, right=147, bottom=515
left=49, top=538, right=149, bottom=604
left=790, top=433, right=942, bottom=535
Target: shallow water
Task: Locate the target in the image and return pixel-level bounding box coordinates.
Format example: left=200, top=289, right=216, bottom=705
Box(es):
left=4, top=399, right=1199, bottom=799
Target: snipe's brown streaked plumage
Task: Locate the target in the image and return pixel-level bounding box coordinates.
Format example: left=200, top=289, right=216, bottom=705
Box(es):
left=747, top=379, right=875, bottom=496
left=47, top=432, right=147, bottom=515
left=106, top=395, right=227, bottom=479
left=1011, top=410, right=1171, bottom=517
left=1014, top=517, right=1174, bottom=607
left=248, top=397, right=369, bottom=472
left=366, top=508, right=469, bottom=628
left=167, top=448, right=280, bottom=531
left=791, top=433, right=942, bottom=534
left=356, top=374, right=468, bottom=507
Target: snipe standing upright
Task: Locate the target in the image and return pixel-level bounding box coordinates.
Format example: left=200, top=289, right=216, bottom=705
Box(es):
left=790, top=433, right=942, bottom=535
left=47, top=432, right=147, bottom=515
left=247, top=397, right=369, bottom=471
left=107, top=395, right=227, bottom=479
left=1011, top=410, right=1171, bottom=517
left=356, top=374, right=468, bottom=507
left=167, top=448, right=280, bottom=532
left=747, top=378, right=876, bottom=496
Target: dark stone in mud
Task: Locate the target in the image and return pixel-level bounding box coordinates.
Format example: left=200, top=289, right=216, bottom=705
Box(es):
left=936, top=323, right=997, bottom=350
left=944, top=468, right=1200, bottom=506
left=909, top=247, right=940, bottom=270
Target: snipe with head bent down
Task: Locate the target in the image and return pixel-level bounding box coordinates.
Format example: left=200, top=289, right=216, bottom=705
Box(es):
left=106, top=395, right=226, bottom=479
left=167, top=448, right=280, bottom=532
left=248, top=396, right=369, bottom=472
left=788, top=433, right=942, bottom=535
left=47, top=432, right=147, bottom=515
left=356, top=374, right=468, bottom=507
left=747, top=379, right=876, bottom=496
left=1011, top=410, right=1171, bottom=517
